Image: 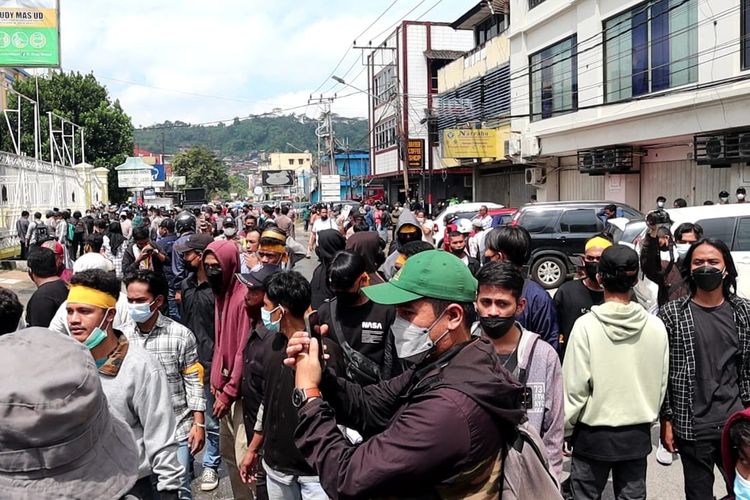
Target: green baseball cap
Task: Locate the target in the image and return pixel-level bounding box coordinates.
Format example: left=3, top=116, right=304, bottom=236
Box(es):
left=364, top=249, right=478, bottom=305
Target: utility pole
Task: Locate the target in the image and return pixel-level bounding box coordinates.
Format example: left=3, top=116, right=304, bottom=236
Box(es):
left=308, top=95, right=336, bottom=203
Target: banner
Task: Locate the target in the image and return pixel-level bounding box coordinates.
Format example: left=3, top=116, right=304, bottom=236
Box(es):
left=117, top=170, right=152, bottom=189
left=262, top=170, right=295, bottom=187
left=0, top=0, right=60, bottom=67
left=442, top=128, right=507, bottom=159
left=407, top=139, right=425, bottom=169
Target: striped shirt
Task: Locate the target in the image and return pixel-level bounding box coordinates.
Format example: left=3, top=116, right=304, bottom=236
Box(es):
left=123, top=313, right=206, bottom=441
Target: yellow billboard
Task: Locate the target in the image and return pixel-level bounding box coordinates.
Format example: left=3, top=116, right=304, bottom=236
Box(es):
left=0, top=0, right=59, bottom=67
left=442, top=127, right=508, bottom=159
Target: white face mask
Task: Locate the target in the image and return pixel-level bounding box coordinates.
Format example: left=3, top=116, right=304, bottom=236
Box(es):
left=224, top=227, right=237, bottom=237
left=736, top=470, right=750, bottom=500
left=675, top=243, right=691, bottom=259
left=657, top=201, right=665, bottom=209
left=391, top=311, right=449, bottom=364
left=739, top=194, right=746, bottom=201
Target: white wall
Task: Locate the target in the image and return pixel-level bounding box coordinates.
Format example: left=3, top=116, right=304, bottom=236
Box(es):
left=509, top=0, right=749, bottom=155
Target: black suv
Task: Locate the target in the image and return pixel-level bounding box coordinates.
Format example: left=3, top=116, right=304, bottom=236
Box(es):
left=512, top=201, right=643, bottom=289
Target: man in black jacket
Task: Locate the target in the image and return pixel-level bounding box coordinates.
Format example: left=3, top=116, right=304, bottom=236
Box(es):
left=122, top=225, right=168, bottom=275
left=176, top=233, right=221, bottom=492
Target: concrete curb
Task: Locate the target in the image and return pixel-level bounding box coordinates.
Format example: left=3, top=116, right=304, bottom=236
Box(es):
left=0, top=260, right=27, bottom=272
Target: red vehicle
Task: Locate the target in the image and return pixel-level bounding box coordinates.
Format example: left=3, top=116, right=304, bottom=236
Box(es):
left=364, top=186, right=385, bottom=205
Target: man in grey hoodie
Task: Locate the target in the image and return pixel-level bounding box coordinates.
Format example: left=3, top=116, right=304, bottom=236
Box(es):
left=474, top=261, right=564, bottom=480
left=563, top=245, right=669, bottom=500
left=65, top=269, right=184, bottom=498
left=379, top=208, right=424, bottom=280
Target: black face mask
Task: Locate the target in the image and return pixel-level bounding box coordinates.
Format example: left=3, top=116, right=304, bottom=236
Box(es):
left=691, top=266, right=724, bottom=292
left=479, top=315, right=516, bottom=339
left=584, top=262, right=599, bottom=282
left=336, top=291, right=360, bottom=306
left=205, top=266, right=224, bottom=292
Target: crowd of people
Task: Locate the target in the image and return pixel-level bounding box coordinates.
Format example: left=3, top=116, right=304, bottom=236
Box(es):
left=1, top=197, right=749, bottom=500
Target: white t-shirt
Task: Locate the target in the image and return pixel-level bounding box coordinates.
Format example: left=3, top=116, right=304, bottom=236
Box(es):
left=312, top=218, right=337, bottom=234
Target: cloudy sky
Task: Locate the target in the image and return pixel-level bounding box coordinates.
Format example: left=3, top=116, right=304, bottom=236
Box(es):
left=58, top=0, right=478, bottom=127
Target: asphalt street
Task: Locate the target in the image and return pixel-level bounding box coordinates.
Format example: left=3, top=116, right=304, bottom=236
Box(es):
left=2, top=226, right=727, bottom=499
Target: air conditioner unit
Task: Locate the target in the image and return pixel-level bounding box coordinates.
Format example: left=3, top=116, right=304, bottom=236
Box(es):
left=692, top=131, right=750, bottom=166
left=522, top=135, right=540, bottom=157
left=525, top=167, right=545, bottom=186
left=577, top=146, right=634, bottom=175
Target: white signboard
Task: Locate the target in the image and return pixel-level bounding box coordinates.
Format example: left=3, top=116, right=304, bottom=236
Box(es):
left=320, top=174, right=341, bottom=202
left=118, top=170, right=152, bottom=189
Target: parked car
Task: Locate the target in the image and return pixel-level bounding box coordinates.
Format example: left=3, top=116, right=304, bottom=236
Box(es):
left=608, top=218, right=647, bottom=249
left=660, top=204, right=750, bottom=298
left=433, top=202, right=504, bottom=247
left=512, top=201, right=643, bottom=289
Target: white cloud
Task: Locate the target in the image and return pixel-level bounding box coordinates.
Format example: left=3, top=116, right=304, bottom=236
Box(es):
left=57, top=0, right=476, bottom=125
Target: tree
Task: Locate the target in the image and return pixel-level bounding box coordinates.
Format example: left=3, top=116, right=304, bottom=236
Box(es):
left=3, top=71, right=134, bottom=203
left=172, top=145, right=230, bottom=197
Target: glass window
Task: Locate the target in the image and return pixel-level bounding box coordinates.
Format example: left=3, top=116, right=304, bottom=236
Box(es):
left=733, top=217, right=750, bottom=251
left=530, top=36, right=578, bottom=121
left=529, top=0, right=546, bottom=9
left=559, top=209, right=602, bottom=233
left=474, top=15, right=506, bottom=46
left=605, top=0, right=697, bottom=102
left=288, top=159, right=294, bottom=165
left=519, top=210, right=559, bottom=233
left=695, top=217, right=737, bottom=245
left=743, top=0, right=750, bottom=69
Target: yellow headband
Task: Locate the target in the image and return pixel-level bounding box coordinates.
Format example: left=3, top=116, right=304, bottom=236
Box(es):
left=585, top=236, right=613, bottom=252
left=67, top=285, right=117, bottom=309
left=259, top=242, right=285, bottom=254
left=261, top=230, right=286, bottom=244
left=398, top=225, right=418, bottom=234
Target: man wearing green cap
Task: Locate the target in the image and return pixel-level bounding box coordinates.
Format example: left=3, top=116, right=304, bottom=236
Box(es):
left=284, top=250, right=525, bottom=499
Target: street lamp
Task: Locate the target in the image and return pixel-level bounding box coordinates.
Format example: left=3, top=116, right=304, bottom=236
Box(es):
left=331, top=75, right=378, bottom=99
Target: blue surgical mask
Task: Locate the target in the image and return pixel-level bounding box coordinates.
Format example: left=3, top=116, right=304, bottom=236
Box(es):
left=391, top=311, right=450, bottom=364
left=261, top=305, right=282, bottom=332
left=83, top=309, right=111, bottom=350
left=128, top=301, right=156, bottom=323
left=735, top=470, right=750, bottom=500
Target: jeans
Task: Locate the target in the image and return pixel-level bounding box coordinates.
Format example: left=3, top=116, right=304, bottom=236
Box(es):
left=167, top=289, right=181, bottom=322
left=220, top=403, right=255, bottom=500
left=264, top=464, right=327, bottom=500
left=176, top=440, right=194, bottom=500
left=570, top=455, right=647, bottom=500
left=674, top=436, right=729, bottom=500
left=202, top=386, right=221, bottom=470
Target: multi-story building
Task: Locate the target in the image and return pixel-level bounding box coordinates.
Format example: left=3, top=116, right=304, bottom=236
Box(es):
left=367, top=20, right=475, bottom=208
left=508, top=0, right=750, bottom=210
left=436, top=0, right=536, bottom=208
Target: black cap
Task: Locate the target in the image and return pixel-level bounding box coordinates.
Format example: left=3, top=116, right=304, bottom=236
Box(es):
left=236, top=264, right=281, bottom=289
left=720, top=190, right=730, bottom=198
left=598, top=244, right=639, bottom=277
left=159, top=218, right=175, bottom=231
left=174, top=233, right=214, bottom=253
left=738, top=187, right=747, bottom=195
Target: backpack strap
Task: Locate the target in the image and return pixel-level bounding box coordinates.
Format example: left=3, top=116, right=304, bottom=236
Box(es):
left=517, top=337, right=540, bottom=385
left=328, top=299, right=381, bottom=384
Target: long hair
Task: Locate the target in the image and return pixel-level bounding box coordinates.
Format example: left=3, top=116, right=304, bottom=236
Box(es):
left=680, top=237, right=738, bottom=297
left=106, top=221, right=125, bottom=255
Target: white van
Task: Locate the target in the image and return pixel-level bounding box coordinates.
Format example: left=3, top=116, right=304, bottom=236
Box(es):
left=664, top=203, right=750, bottom=298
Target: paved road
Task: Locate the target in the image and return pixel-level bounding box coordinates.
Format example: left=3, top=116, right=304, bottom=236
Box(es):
left=1, top=227, right=727, bottom=499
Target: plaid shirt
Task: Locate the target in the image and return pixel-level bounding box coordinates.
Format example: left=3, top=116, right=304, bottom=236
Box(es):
left=124, top=313, right=205, bottom=441
left=659, top=295, right=750, bottom=441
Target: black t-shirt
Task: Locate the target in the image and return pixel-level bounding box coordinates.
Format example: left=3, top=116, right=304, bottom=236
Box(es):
left=318, top=298, right=397, bottom=380
left=691, top=301, right=743, bottom=439
left=553, top=279, right=604, bottom=356
left=260, top=331, right=342, bottom=475
left=26, top=279, right=69, bottom=328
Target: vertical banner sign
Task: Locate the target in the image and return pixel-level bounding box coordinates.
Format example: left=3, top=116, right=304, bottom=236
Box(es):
left=407, top=138, right=425, bottom=169
left=0, top=0, right=60, bottom=67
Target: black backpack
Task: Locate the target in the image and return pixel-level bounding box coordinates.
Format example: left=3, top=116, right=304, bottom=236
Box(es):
left=34, top=223, right=49, bottom=243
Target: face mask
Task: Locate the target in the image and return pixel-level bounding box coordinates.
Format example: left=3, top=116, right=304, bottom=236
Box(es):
left=691, top=266, right=725, bottom=292
left=675, top=243, right=691, bottom=258
left=479, top=315, right=516, bottom=339
left=584, top=262, right=599, bottom=282
left=657, top=201, right=665, bottom=208
left=261, top=305, right=282, bottom=332
left=391, top=311, right=449, bottom=364
left=721, top=197, right=730, bottom=203
left=205, top=266, right=223, bottom=291
left=740, top=194, right=747, bottom=201
left=735, top=471, right=750, bottom=500
left=245, top=225, right=254, bottom=231
left=224, top=227, right=237, bottom=237
left=83, top=309, right=111, bottom=350
left=128, top=301, right=156, bottom=323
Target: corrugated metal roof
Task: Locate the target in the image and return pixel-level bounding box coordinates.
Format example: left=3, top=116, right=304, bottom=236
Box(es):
left=424, top=50, right=466, bottom=60
left=452, top=0, right=508, bottom=30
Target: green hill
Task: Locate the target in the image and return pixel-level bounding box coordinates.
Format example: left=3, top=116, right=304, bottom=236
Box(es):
left=134, top=114, right=370, bottom=158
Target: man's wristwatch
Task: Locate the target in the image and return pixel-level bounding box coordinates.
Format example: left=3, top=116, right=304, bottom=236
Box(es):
left=292, top=387, right=321, bottom=408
